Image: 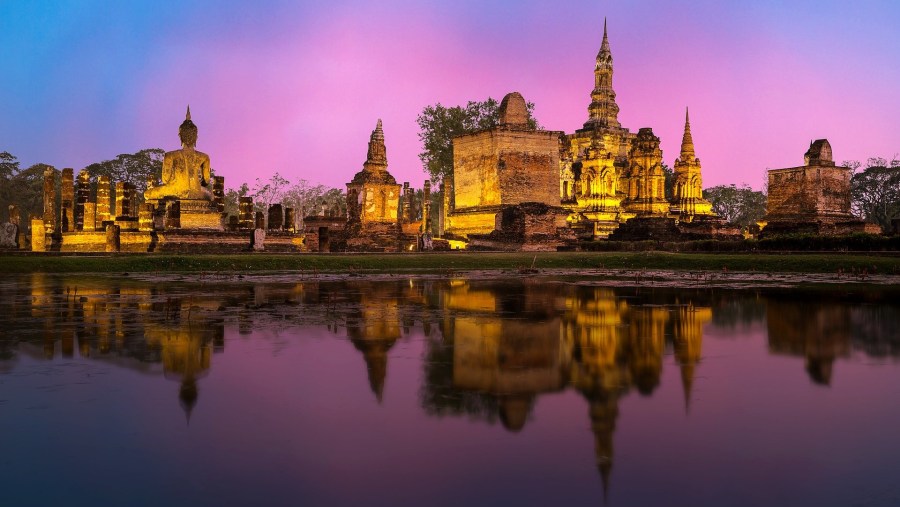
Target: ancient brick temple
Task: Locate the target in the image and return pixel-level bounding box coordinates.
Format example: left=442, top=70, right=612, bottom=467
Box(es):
left=443, top=20, right=734, bottom=247
left=671, top=109, right=715, bottom=221
left=336, top=120, right=418, bottom=252
left=446, top=92, right=573, bottom=250
left=761, top=139, right=878, bottom=236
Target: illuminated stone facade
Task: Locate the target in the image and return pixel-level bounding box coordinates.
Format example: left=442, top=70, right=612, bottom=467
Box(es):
left=447, top=92, right=564, bottom=239
left=21, top=108, right=302, bottom=253
left=145, top=106, right=223, bottom=231
left=761, top=139, right=878, bottom=236
left=446, top=20, right=728, bottom=245
left=342, top=120, right=414, bottom=252
left=560, top=20, right=637, bottom=239
left=671, top=109, right=715, bottom=221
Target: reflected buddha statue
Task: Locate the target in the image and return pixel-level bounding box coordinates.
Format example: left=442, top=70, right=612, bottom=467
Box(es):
left=145, top=106, right=212, bottom=202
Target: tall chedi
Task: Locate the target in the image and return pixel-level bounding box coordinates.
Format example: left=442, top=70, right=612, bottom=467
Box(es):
left=561, top=18, right=635, bottom=239
left=585, top=18, right=621, bottom=130
left=671, top=108, right=715, bottom=220
left=344, top=120, right=404, bottom=251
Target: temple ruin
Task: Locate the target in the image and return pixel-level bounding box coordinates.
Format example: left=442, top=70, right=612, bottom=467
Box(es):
left=761, top=139, right=879, bottom=236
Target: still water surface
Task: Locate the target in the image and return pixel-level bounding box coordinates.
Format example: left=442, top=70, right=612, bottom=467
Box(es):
left=1, top=274, right=899, bottom=507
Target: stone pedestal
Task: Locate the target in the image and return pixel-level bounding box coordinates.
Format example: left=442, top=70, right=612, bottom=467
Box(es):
left=169, top=199, right=223, bottom=231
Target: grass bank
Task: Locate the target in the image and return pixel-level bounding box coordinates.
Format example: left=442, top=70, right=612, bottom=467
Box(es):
left=2, top=251, right=899, bottom=275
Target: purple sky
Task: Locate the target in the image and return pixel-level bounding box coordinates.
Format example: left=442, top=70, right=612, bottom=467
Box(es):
left=2, top=0, right=898, bottom=191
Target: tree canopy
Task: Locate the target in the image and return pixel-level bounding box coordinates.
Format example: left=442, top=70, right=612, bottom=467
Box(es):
left=849, top=157, right=900, bottom=232
left=417, top=97, right=539, bottom=183
left=703, top=184, right=767, bottom=228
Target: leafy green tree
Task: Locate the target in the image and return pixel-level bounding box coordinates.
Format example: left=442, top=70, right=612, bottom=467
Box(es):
left=223, top=182, right=251, bottom=217
left=417, top=97, right=539, bottom=183
left=251, top=172, right=290, bottom=213
left=849, top=157, right=900, bottom=232
left=704, top=184, right=767, bottom=228
left=1, top=151, right=22, bottom=220
left=83, top=149, right=165, bottom=200
left=5, top=163, right=53, bottom=223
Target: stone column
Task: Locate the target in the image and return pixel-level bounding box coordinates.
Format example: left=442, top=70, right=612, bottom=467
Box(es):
left=138, top=203, right=154, bottom=232
left=238, top=197, right=253, bottom=230
left=61, top=168, right=74, bottom=232
left=267, top=204, right=283, bottom=231
left=284, top=207, right=295, bottom=232
left=83, top=203, right=96, bottom=232
left=118, top=182, right=137, bottom=218
left=75, top=170, right=90, bottom=231
left=105, top=224, right=120, bottom=252
left=213, top=176, right=225, bottom=213
left=31, top=218, right=46, bottom=252
left=402, top=182, right=411, bottom=223
left=43, top=167, right=56, bottom=234
left=255, top=211, right=265, bottom=230
left=441, top=178, right=451, bottom=236
left=96, top=175, right=112, bottom=227
left=423, top=180, right=431, bottom=232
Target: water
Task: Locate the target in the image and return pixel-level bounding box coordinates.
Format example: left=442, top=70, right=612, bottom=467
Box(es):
left=1, top=274, right=899, bottom=507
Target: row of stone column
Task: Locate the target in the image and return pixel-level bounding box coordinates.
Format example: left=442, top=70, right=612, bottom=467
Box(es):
left=397, top=178, right=452, bottom=235
left=227, top=197, right=295, bottom=232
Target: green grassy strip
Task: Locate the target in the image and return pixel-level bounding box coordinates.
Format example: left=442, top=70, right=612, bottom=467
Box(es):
left=1, top=252, right=899, bottom=274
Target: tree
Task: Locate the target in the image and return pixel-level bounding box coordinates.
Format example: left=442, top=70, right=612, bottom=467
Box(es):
left=223, top=182, right=250, bottom=217
left=5, top=163, right=53, bottom=223
left=83, top=149, right=164, bottom=196
left=251, top=172, right=290, bottom=213
left=704, top=184, right=767, bottom=228
left=417, top=97, right=539, bottom=183
left=850, top=157, right=900, bottom=232
left=1, top=151, right=22, bottom=220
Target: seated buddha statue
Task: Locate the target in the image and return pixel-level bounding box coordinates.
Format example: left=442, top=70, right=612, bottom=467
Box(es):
left=145, top=106, right=213, bottom=202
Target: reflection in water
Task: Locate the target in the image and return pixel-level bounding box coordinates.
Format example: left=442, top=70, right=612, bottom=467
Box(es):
left=1, top=275, right=899, bottom=502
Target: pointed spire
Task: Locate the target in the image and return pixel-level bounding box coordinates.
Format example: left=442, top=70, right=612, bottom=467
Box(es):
left=186, top=105, right=191, bottom=121
left=599, top=17, right=611, bottom=57
left=374, top=118, right=384, bottom=141
left=365, top=119, right=387, bottom=167
left=680, top=107, right=696, bottom=160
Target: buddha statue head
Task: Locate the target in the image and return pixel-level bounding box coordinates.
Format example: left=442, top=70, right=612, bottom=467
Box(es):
left=179, top=106, right=199, bottom=148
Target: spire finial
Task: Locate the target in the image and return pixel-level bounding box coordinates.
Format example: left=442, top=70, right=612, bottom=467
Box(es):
left=680, top=107, right=696, bottom=160
left=604, top=17, right=608, bottom=39
left=186, top=105, right=191, bottom=121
